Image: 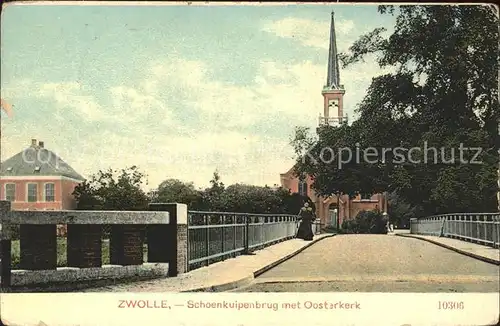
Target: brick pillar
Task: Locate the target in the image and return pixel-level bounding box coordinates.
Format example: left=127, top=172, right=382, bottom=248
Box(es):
left=147, top=224, right=173, bottom=263
left=110, top=225, right=145, bottom=266
left=67, top=225, right=102, bottom=268
left=20, top=224, right=57, bottom=270
left=148, top=203, right=188, bottom=276
left=0, top=201, right=12, bottom=288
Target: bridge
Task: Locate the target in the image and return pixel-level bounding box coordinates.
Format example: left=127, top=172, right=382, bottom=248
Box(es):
left=0, top=200, right=498, bottom=293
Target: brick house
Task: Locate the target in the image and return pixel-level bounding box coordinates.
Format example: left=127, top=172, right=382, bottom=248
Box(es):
left=280, top=12, right=387, bottom=228
left=0, top=139, right=85, bottom=233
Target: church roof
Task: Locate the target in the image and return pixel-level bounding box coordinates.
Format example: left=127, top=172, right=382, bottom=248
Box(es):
left=325, top=11, right=342, bottom=90
left=0, top=139, right=85, bottom=181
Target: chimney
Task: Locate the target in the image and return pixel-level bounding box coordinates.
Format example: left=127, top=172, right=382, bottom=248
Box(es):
left=39, top=141, right=44, bottom=148
left=31, top=139, right=37, bottom=147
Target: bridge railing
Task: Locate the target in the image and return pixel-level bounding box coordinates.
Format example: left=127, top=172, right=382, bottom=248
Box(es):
left=0, top=201, right=318, bottom=289
left=0, top=201, right=184, bottom=289
left=410, top=213, right=500, bottom=248
left=187, top=211, right=303, bottom=270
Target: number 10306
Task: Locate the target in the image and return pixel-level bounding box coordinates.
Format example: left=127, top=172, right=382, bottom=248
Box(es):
left=438, top=301, right=464, bottom=310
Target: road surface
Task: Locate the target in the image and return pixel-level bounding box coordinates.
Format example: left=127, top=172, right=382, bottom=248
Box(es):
left=236, top=234, right=499, bottom=292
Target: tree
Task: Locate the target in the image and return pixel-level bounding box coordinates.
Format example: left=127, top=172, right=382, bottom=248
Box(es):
left=153, top=178, right=204, bottom=209
left=148, top=171, right=311, bottom=214
left=219, top=184, right=309, bottom=214
left=73, top=165, right=149, bottom=211
left=387, top=191, right=423, bottom=228
left=293, top=5, right=499, bottom=215
left=291, top=121, right=389, bottom=200
left=203, top=170, right=226, bottom=211
left=346, top=5, right=498, bottom=214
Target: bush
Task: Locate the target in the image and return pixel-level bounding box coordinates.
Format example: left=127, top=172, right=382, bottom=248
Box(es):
left=341, top=210, right=387, bottom=234
left=340, top=220, right=358, bottom=234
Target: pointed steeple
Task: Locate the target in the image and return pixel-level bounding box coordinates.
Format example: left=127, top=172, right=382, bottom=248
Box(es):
left=325, top=11, right=341, bottom=90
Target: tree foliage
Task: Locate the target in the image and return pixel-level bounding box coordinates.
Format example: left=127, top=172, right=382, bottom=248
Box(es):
left=73, top=166, right=149, bottom=210
left=151, top=172, right=304, bottom=213
left=152, top=178, right=204, bottom=209
left=150, top=170, right=313, bottom=214
left=203, top=170, right=226, bottom=211
left=387, top=191, right=423, bottom=228
left=218, top=183, right=313, bottom=214
left=292, top=5, right=499, bottom=216
left=74, top=167, right=311, bottom=214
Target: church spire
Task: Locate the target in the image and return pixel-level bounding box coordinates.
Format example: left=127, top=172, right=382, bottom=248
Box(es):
left=326, top=11, right=341, bottom=90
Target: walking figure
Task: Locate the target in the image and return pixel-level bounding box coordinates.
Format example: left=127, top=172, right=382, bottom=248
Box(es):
left=296, top=202, right=316, bottom=241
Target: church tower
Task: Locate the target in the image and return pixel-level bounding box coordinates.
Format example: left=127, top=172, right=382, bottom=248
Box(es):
left=280, top=11, right=387, bottom=228
left=319, top=11, right=347, bottom=127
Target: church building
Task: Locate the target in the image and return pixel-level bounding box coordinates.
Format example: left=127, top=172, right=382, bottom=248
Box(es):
left=280, top=12, right=388, bottom=228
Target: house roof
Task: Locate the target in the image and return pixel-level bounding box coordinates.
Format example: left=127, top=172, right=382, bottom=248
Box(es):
left=0, top=142, right=85, bottom=181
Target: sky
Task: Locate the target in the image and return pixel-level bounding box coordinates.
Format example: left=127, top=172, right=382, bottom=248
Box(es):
left=0, top=3, right=396, bottom=190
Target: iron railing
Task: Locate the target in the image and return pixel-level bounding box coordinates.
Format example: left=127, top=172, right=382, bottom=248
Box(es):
left=410, top=213, right=500, bottom=248
left=187, top=211, right=321, bottom=270
left=318, top=116, right=348, bottom=126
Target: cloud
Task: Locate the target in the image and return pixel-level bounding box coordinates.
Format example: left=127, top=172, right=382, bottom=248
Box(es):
left=2, top=77, right=174, bottom=127
left=1, top=25, right=392, bottom=189
left=38, top=82, right=106, bottom=122
left=109, top=85, right=172, bottom=125
left=60, top=127, right=293, bottom=189
left=261, top=17, right=356, bottom=52
left=140, top=57, right=327, bottom=131
left=1, top=57, right=324, bottom=188
left=262, top=18, right=331, bottom=50
left=336, top=19, right=355, bottom=35
left=262, top=16, right=396, bottom=118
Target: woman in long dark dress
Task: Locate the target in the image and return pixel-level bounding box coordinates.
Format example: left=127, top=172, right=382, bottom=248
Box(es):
left=296, top=202, right=315, bottom=241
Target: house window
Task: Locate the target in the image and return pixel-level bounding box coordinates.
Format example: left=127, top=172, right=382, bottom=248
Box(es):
left=5, top=184, right=15, bottom=201
left=45, top=183, right=55, bottom=202
left=298, top=181, right=308, bottom=196
left=27, top=183, right=38, bottom=202
left=360, top=193, right=372, bottom=200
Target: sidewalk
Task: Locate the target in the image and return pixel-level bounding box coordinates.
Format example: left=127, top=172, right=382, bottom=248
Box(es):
left=396, top=233, right=499, bottom=265
left=82, top=234, right=335, bottom=293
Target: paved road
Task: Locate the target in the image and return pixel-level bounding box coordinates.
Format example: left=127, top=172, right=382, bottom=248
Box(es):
left=236, top=235, right=499, bottom=292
